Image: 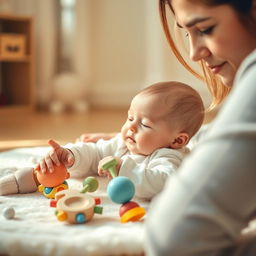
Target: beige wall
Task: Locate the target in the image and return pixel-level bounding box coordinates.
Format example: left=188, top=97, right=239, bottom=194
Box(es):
left=82, top=0, right=211, bottom=108
left=87, top=0, right=146, bottom=107
left=10, top=0, right=211, bottom=109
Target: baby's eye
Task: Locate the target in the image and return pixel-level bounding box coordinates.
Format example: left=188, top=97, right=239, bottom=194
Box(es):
left=141, top=123, right=151, bottom=128
left=128, top=116, right=133, bottom=121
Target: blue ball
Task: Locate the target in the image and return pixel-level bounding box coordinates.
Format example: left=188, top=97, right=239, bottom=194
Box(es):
left=107, top=176, right=135, bottom=204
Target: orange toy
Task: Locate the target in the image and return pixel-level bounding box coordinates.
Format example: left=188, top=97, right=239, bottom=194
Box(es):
left=36, top=164, right=70, bottom=187
left=36, top=164, right=70, bottom=199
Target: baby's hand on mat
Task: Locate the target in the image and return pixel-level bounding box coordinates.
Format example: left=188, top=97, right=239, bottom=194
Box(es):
left=76, top=132, right=117, bottom=143
left=35, top=139, right=74, bottom=173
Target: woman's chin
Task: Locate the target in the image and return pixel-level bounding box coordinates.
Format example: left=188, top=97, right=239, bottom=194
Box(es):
left=219, top=75, right=234, bottom=87
left=217, top=66, right=236, bottom=87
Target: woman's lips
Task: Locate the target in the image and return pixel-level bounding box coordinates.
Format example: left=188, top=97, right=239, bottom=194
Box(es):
left=208, top=62, right=226, bottom=74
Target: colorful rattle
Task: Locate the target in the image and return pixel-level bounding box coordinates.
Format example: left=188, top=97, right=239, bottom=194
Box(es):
left=100, top=156, right=145, bottom=223
left=36, top=164, right=70, bottom=199
left=50, top=176, right=103, bottom=224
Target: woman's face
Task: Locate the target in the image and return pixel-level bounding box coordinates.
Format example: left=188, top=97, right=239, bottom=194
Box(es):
left=171, top=0, right=256, bottom=86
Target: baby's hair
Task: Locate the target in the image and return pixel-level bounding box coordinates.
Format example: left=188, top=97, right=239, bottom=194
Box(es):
left=139, top=81, right=205, bottom=138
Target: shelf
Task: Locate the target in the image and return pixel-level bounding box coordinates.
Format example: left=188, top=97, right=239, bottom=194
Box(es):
left=0, top=13, right=32, bottom=21
left=0, top=55, right=31, bottom=62
left=0, top=14, right=35, bottom=113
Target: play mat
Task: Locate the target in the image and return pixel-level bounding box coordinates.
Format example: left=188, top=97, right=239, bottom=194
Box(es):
left=0, top=147, right=148, bottom=256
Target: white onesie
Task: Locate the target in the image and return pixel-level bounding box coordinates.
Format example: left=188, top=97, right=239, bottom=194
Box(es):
left=66, top=133, right=189, bottom=200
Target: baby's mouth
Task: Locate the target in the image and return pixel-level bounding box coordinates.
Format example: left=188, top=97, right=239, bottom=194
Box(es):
left=127, top=136, right=136, bottom=143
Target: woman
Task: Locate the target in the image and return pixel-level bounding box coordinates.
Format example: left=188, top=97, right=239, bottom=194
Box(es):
left=144, top=0, right=256, bottom=255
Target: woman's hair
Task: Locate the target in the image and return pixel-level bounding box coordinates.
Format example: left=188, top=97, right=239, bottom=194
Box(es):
left=140, top=81, right=205, bottom=138
left=159, top=0, right=255, bottom=109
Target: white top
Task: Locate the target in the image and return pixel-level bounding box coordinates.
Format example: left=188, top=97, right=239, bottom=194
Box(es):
left=145, top=50, right=256, bottom=255
left=66, top=133, right=189, bottom=200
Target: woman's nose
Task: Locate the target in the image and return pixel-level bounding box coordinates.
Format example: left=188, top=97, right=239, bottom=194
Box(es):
left=189, top=38, right=210, bottom=62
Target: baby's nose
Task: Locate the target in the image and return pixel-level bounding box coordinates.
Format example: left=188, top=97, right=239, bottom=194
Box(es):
left=129, top=123, right=137, bottom=132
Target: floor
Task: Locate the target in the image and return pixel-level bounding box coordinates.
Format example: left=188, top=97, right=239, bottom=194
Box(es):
left=0, top=108, right=127, bottom=151
left=0, top=107, right=216, bottom=152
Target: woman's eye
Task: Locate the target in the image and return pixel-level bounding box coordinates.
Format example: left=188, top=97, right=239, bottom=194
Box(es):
left=198, top=26, right=214, bottom=36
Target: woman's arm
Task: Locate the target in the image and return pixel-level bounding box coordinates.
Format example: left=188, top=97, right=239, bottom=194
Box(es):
left=145, top=51, right=256, bottom=256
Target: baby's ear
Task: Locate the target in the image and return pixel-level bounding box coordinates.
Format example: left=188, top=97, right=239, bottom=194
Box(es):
left=170, top=133, right=189, bottom=149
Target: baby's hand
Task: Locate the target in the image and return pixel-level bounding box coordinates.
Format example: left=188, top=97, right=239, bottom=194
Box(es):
left=76, top=133, right=117, bottom=143
left=98, top=169, right=113, bottom=179
left=98, top=156, right=122, bottom=179
left=35, top=139, right=75, bottom=173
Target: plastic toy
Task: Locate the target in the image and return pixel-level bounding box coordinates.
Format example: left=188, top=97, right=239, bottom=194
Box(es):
left=107, top=176, right=135, bottom=204
left=100, top=156, right=118, bottom=178
left=50, top=176, right=103, bottom=224
left=100, top=156, right=146, bottom=223
left=36, top=164, right=70, bottom=199
left=119, top=201, right=145, bottom=223
left=3, top=207, right=15, bottom=219
left=38, top=181, right=68, bottom=199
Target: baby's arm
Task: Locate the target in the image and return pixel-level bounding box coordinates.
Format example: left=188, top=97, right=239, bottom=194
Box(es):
left=67, top=134, right=123, bottom=178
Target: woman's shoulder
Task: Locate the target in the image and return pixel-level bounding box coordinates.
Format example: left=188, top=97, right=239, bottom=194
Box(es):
left=235, top=49, right=256, bottom=83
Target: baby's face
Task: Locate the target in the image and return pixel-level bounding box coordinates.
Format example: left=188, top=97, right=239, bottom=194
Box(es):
left=121, top=93, right=179, bottom=155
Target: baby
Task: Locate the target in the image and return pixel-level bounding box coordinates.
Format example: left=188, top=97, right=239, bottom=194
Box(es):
left=0, top=81, right=204, bottom=200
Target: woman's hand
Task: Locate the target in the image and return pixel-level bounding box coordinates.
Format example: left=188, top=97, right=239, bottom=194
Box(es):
left=76, top=132, right=117, bottom=143
left=35, top=139, right=75, bottom=173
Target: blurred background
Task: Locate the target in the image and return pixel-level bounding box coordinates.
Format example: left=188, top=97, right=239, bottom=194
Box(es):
left=0, top=0, right=212, bottom=151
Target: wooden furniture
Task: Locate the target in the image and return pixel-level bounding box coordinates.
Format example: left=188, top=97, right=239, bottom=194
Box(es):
left=0, top=14, right=34, bottom=113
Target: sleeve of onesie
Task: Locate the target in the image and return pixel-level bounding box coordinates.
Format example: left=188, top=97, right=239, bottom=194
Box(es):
left=65, top=134, right=122, bottom=178
left=119, top=148, right=185, bottom=200
left=145, top=50, right=256, bottom=256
